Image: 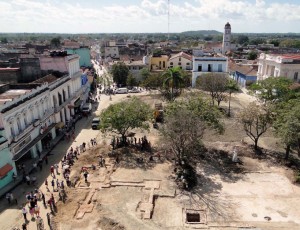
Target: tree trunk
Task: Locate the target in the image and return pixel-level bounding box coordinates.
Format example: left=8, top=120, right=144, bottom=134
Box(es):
left=228, top=92, right=231, bottom=117
left=254, top=138, right=259, bottom=150
left=285, top=144, right=291, bottom=159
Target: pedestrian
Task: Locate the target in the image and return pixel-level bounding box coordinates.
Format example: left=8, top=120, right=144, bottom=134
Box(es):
left=22, top=206, right=28, bottom=221
left=46, top=213, right=51, bottom=227
left=41, top=193, right=46, bottom=207
left=54, top=163, right=59, bottom=174
left=6, top=193, right=11, bottom=204
left=51, top=193, right=56, bottom=209
left=45, top=179, right=49, bottom=189
left=12, top=172, right=17, bottom=182
left=32, top=162, right=37, bottom=172
left=31, top=176, right=37, bottom=185
left=48, top=199, right=53, bottom=212
left=45, top=155, right=48, bottom=165
left=35, top=204, right=40, bottom=217
left=50, top=165, right=55, bottom=177
left=83, top=142, right=86, bottom=152
left=51, top=179, right=55, bottom=191
left=22, top=223, right=27, bottom=230
left=29, top=207, right=34, bottom=219
left=83, top=171, right=88, bottom=183
left=56, top=179, right=60, bottom=188
left=60, top=180, right=65, bottom=190
left=26, top=175, right=30, bottom=186
left=10, top=193, right=17, bottom=205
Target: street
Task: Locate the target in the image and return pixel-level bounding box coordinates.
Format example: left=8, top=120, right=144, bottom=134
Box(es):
left=0, top=63, right=130, bottom=230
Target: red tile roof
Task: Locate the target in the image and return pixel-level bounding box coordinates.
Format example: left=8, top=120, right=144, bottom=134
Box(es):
left=228, top=61, right=258, bottom=76
left=169, top=52, right=192, bottom=61
left=281, top=54, right=300, bottom=60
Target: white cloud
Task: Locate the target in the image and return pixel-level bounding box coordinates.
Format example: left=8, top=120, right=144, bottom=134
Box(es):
left=0, top=0, right=299, bottom=33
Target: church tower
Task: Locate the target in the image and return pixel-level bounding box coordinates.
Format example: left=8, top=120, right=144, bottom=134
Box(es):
left=222, top=22, right=231, bottom=55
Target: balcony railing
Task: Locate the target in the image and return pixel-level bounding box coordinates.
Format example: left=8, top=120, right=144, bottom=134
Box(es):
left=12, top=124, right=34, bottom=142
left=54, top=97, right=73, bottom=113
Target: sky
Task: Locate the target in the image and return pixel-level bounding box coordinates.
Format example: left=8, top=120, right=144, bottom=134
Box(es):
left=0, top=0, right=300, bottom=34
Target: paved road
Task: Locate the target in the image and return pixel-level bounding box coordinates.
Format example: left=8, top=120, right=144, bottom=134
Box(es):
left=0, top=63, right=119, bottom=230
left=0, top=91, right=136, bottom=230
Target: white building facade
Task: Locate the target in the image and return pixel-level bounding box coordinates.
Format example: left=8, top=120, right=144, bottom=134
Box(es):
left=257, top=53, right=300, bottom=82
left=192, top=50, right=228, bottom=87
left=168, top=52, right=192, bottom=71
left=0, top=54, right=88, bottom=189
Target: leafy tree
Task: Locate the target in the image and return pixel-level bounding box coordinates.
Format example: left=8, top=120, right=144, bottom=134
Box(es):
left=274, top=100, right=300, bottom=159
left=99, top=97, right=152, bottom=143
left=111, top=62, right=129, bottom=86
left=196, top=73, right=228, bottom=106
left=226, top=79, right=239, bottom=116
left=236, top=35, right=249, bottom=45
left=139, top=68, right=151, bottom=81
left=162, top=67, right=185, bottom=101
left=50, top=37, right=61, bottom=48
left=247, top=51, right=258, bottom=60
left=269, top=39, right=280, bottom=47
left=0, top=37, right=8, bottom=44
left=279, top=39, right=300, bottom=48
left=249, top=77, right=293, bottom=101
left=204, top=36, right=213, bottom=41
left=126, top=73, right=138, bottom=88
left=160, top=95, right=224, bottom=163
left=249, top=38, right=266, bottom=45
left=237, top=102, right=273, bottom=150
left=140, top=72, right=164, bottom=89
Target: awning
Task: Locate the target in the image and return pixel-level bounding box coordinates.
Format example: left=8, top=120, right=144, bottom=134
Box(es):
left=13, top=123, right=56, bottom=161
left=0, top=163, right=13, bottom=178
left=74, top=100, right=83, bottom=108
left=55, top=122, right=64, bottom=129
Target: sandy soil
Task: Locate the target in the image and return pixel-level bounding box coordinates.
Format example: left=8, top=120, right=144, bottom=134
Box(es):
left=48, top=90, right=300, bottom=230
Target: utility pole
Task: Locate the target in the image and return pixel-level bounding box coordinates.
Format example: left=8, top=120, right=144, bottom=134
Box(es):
left=168, top=0, right=170, bottom=41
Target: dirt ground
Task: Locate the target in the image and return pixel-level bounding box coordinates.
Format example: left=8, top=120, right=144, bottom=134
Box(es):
left=52, top=90, right=300, bottom=230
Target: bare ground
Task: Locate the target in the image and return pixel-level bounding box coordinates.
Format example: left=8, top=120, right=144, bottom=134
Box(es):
left=52, top=91, right=300, bottom=230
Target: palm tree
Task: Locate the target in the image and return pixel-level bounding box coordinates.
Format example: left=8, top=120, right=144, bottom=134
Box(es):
left=226, top=78, right=239, bottom=117
left=162, top=67, right=184, bottom=101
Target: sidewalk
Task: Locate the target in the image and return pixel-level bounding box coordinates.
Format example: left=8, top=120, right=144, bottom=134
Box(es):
left=0, top=133, right=64, bottom=199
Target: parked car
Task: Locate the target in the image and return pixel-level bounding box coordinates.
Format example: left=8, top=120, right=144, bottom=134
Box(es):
left=91, top=117, right=101, bottom=130
left=115, top=88, right=128, bottom=94
left=128, top=88, right=140, bottom=93
left=81, top=103, right=92, bottom=114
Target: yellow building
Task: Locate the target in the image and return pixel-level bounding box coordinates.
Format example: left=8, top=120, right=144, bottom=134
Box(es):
left=150, top=55, right=169, bottom=70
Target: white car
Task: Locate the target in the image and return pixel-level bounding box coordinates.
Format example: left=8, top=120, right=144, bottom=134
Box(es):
left=115, top=88, right=128, bottom=94
left=128, top=88, right=140, bottom=93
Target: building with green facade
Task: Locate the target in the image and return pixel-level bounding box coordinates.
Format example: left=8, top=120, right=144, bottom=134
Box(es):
left=66, top=47, right=92, bottom=68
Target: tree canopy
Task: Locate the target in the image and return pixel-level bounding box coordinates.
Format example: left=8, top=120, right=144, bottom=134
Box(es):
left=50, top=37, right=61, bottom=48
left=236, top=35, right=249, bottom=45
left=111, top=62, right=129, bottom=86
left=273, top=99, right=300, bottom=159
left=226, top=79, right=239, bottom=116
left=162, top=67, right=186, bottom=101
left=196, top=73, right=228, bottom=106
left=126, top=73, right=138, bottom=88
left=247, top=51, right=258, bottom=60
left=160, top=95, right=224, bottom=163
left=237, top=102, right=273, bottom=150
left=99, top=97, right=152, bottom=142
left=249, top=77, right=293, bottom=101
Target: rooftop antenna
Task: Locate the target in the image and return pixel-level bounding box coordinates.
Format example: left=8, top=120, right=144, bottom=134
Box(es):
left=168, top=0, right=170, bottom=41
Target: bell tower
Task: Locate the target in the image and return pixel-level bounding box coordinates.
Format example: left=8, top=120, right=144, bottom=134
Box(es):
left=222, top=22, right=231, bottom=55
